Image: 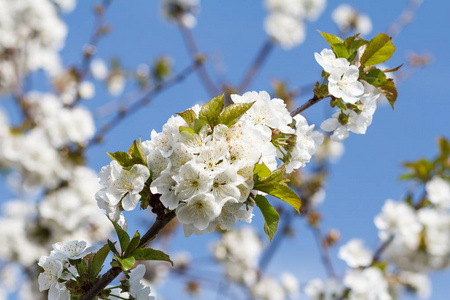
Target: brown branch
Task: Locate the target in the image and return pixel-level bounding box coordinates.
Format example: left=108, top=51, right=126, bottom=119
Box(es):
left=79, top=211, right=176, bottom=300
left=238, top=40, right=273, bottom=93
left=179, top=25, right=221, bottom=97
left=87, top=59, right=202, bottom=147
left=290, top=94, right=327, bottom=117
left=311, top=226, right=337, bottom=278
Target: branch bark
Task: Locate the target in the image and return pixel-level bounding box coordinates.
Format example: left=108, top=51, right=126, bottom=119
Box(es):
left=290, top=94, right=327, bottom=117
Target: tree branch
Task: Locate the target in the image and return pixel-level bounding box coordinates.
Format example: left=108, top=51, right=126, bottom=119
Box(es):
left=238, top=40, right=273, bottom=93
left=290, top=94, right=327, bottom=117
left=311, top=226, right=337, bottom=278
left=178, top=25, right=221, bottom=97
left=79, top=212, right=176, bottom=300
left=87, top=59, right=202, bottom=147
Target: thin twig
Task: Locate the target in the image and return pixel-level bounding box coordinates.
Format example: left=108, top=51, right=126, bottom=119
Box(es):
left=179, top=25, right=221, bottom=97
left=387, top=0, right=424, bottom=38
left=238, top=40, right=273, bottom=92
left=80, top=212, right=176, bottom=300
left=87, top=59, right=202, bottom=147
left=311, top=226, right=337, bottom=278
left=290, top=94, right=327, bottom=117
left=70, top=0, right=112, bottom=107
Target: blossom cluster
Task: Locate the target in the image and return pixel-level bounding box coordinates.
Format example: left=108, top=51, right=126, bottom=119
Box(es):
left=375, top=176, right=450, bottom=272
left=315, top=48, right=381, bottom=142
left=37, top=240, right=155, bottom=300
left=0, top=0, right=70, bottom=94
left=332, top=4, right=372, bottom=36
left=264, top=0, right=326, bottom=49
left=96, top=91, right=323, bottom=236
left=212, top=227, right=299, bottom=300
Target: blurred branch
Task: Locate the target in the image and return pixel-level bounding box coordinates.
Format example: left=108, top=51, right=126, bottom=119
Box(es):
left=80, top=211, right=176, bottom=300
left=238, top=40, right=274, bottom=93
left=310, top=225, right=337, bottom=278
left=387, top=0, right=424, bottom=38
left=87, top=59, right=202, bottom=147
left=179, top=25, right=221, bottom=97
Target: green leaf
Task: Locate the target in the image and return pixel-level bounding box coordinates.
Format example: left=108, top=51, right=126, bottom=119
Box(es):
left=253, top=163, right=272, bottom=178
left=253, top=182, right=301, bottom=214
left=124, top=231, right=141, bottom=258
left=360, top=33, right=395, bottom=66
left=255, top=195, right=280, bottom=242
left=438, top=137, right=450, bottom=160
left=111, top=220, right=130, bottom=254
left=331, top=43, right=349, bottom=59
left=106, top=151, right=136, bottom=167
left=177, top=109, right=197, bottom=126
left=254, top=165, right=286, bottom=185
left=198, top=94, right=225, bottom=125
left=90, top=244, right=110, bottom=278
left=193, top=119, right=208, bottom=133
left=132, top=248, right=173, bottom=266
left=116, top=256, right=135, bottom=271
left=376, top=79, right=397, bottom=109
left=363, top=68, right=387, bottom=86
left=128, top=139, right=147, bottom=165
left=347, top=39, right=369, bottom=56
left=318, top=31, right=343, bottom=46
left=179, top=126, right=196, bottom=134
left=216, top=102, right=255, bottom=127
left=107, top=240, right=119, bottom=256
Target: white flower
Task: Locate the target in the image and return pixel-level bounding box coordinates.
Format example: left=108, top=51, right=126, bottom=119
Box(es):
left=285, top=115, right=323, bottom=173
left=78, top=81, right=95, bottom=99
left=150, top=169, right=179, bottom=210
left=265, top=13, right=305, bottom=49
left=173, top=162, right=212, bottom=200
left=51, top=240, right=95, bottom=260
left=332, top=4, right=372, bottom=36
left=129, top=265, right=155, bottom=300
left=217, top=201, right=254, bottom=230
left=176, top=193, right=221, bottom=230
left=251, top=277, right=285, bottom=300
left=304, top=278, right=344, bottom=300
left=91, top=59, right=108, bottom=80
left=108, top=73, right=125, bottom=96
left=281, top=272, right=299, bottom=297
left=338, top=239, right=373, bottom=268
left=315, top=49, right=349, bottom=75
left=398, top=271, right=431, bottom=299
left=210, top=168, right=243, bottom=202
left=106, top=162, right=150, bottom=211
left=344, top=267, right=391, bottom=300
left=328, top=65, right=364, bottom=103
left=426, top=176, right=450, bottom=209
left=38, top=256, right=67, bottom=299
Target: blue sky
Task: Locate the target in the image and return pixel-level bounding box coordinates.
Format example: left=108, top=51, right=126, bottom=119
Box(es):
left=2, top=0, right=450, bottom=299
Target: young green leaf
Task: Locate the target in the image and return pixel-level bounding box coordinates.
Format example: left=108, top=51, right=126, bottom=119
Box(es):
left=198, top=94, right=225, bottom=125
left=90, top=244, right=110, bottom=278
left=253, top=163, right=272, bottom=179
left=318, top=31, right=344, bottom=46
left=254, top=165, right=286, bottom=185
left=107, top=240, right=119, bottom=256
left=128, top=139, right=147, bottom=165
left=363, top=68, right=387, bottom=86
left=360, top=33, right=395, bottom=66
left=179, top=126, right=196, bottom=134
left=107, top=151, right=136, bottom=167
left=375, top=79, right=397, bottom=109
left=132, top=248, right=173, bottom=266
left=111, top=220, right=130, bottom=254
left=116, top=256, right=135, bottom=272
left=177, top=109, right=197, bottom=126
left=331, top=43, right=349, bottom=59
left=124, top=231, right=141, bottom=258
left=438, top=137, right=450, bottom=161
left=193, top=119, right=208, bottom=133
left=215, top=102, right=255, bottom=127
left=255, top=195, right=280, bottom=242
left=253, top=182, right=301, bottom=214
